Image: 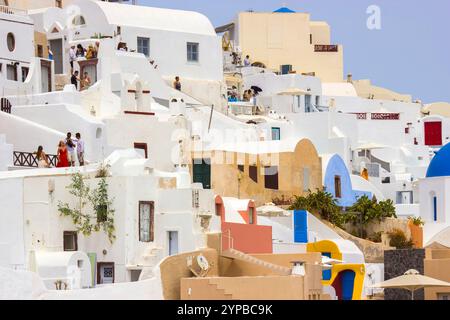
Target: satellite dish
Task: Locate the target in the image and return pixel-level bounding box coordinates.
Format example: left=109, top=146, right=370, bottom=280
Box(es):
left=197, top=254, right=210, bottom=271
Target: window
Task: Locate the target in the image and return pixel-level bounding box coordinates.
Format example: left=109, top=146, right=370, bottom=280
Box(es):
left=438, top=293, right=450, bottom=300
left=187, top=42, right=199, bottom=62
left=55, top=0, right=62, bottom=8
left=303, top=167, right=310, bottom=192
left=63, top=231, right=78, bottom=251
left=7, top=33, right=15, bottom=52
left=264, top=166, right=279, bottom=190
left=238, top=164, right=244, bottom=172
left=248, top=207, right=254, bottom=225
left=249, top=165, right=258, bottom=183
left=37, top=45, right=44, bottom=58
left=310, top=34, right=313, bottom=44
left=134, top=142, right=148, bottom=159
left=334, top=176, right=342, bottom=198
left=6, top=65, right=17, bottom=81
left=280, top=65, right=292, bottom=75
left=137, top=37, right=150, bottom=57
left=139, top=201, right=154, bottom=242
left=21, top=67, right=29, bottom=82
left=72, top=15, right=86, bottom=26
left=130, top=270, right=142, bottom=282
left=271, top=127, right=281, bottom=141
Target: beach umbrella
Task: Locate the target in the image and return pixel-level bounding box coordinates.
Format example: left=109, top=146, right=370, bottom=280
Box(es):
left=256, top=203, right=289, bottom=216
left=277, top=87, right=309, bottom=96
left=371, top=269, right=450, bottom=300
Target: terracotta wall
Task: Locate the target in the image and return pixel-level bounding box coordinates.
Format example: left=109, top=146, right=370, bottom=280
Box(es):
left=181, top=276, right=306, bottom=300
left=424, top=249, right=450, bottom=300
left=408, top=221, right=423, bottom=248
left=196, top=139, right=322, bottom=206
left=221, top=222, right=272, bottom=254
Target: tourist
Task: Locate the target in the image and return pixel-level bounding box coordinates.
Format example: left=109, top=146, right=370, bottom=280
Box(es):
left=71, top=71, right=80, bottom=90
left=361, top=167, right=369, bottom=181
left=173, top=76, right=181, bottom=91
left=75, top=133, right=85, bottom=166
left=82, top=72, right=91, bottom=90
left=69, top=45, right=77, bottom=71
left=65, top=132, right=76, bottom=167
left=56, top=141, right=69, bottom=168
left=76, top=44, right=85, bottom=57
left=244, top=55, right=251, bottom=67
left=36, top=146, right=50, bottom=168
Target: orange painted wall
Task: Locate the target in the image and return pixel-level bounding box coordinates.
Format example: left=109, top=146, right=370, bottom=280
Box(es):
left=408, top=221, right=423, bottom=248
left=222, top=222, right=273, bottom=254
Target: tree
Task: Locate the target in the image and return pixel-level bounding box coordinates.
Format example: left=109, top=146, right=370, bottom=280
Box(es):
left=346, top=195, right=396, bottom=225
left=58, top=171, right=116, bottom=243
left=289, top=189, right=343, bottom=227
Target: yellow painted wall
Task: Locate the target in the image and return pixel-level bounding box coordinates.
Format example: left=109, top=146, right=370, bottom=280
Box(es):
left=6, top=0, right=63, bottom=9
left=194, top=139, right=322, bottom=206
left=34, top=31, right=48, bottom=58
left=352, top=79, right=412, bottom=102
left=236, top=12, right=343, bottom=82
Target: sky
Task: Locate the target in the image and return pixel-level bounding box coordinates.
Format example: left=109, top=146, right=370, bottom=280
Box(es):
left=138, top=0, right=450, bottom=103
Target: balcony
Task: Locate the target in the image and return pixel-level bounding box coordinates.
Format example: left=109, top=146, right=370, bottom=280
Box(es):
left=314, top=44, right=339, bottom=52
left=0, top=5, right=27, bottom=16
left=13, top=151, right=57, bottom=168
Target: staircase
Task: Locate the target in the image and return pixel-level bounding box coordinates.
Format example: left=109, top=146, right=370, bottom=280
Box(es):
left=221, top=249, right=292, bottom=275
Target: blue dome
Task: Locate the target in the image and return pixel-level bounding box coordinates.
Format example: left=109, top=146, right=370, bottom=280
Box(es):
left=426, top=143, right=450, bottom=178
left=273, top=7, right=296, bottom=13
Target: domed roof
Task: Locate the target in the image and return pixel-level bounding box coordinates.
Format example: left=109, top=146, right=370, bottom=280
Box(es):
left=273, top=7, right=296, bottom=13
left=426, top=143, right=450, bottom=178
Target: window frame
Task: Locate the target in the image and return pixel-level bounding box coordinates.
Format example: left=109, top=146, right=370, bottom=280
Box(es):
left=264, top=166, right=279, bottom=190
left=187, top=42, right=199, bottom=63
left=249, top=165, right=258, bottom=183
left=139, top=201, right=154, bottom=242
left=334, top=175, right=342, bottom=198
left=137, top=37, right=150, bottom=57
left=271, top=127, right=281, bottom=141
left=63, top=231, right=78, bottom=251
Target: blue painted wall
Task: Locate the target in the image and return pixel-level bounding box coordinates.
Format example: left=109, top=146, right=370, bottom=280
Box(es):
left=324, top=155, right=355, bottom=207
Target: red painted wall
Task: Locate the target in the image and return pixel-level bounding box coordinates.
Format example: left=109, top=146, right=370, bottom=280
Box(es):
left=222, top=222, right=273, bottom=254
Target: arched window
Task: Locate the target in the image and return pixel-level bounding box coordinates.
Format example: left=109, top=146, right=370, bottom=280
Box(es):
left=7, top=33, right=15, bottom=52
left=72, top=15, right=86, bottom=26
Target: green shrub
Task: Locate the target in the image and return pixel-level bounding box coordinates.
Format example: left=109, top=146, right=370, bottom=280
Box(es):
left=408, top=216, right=425, bottom=226
left=369, top=231, right=383, bottom=243
left=388, top=228, right=414, bottom=249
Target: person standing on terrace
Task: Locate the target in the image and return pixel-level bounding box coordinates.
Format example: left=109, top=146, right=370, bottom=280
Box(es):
left=173, top=76, right=181, bottom=91
left=69, top=45, right=77, bottom=72
left=56, top=141, right=69, bottom=168
left=36, top=146, right=50, bottom=168
left=75, top=133, right=85, bottom=166
left=65, top=132, right=76, bottom=167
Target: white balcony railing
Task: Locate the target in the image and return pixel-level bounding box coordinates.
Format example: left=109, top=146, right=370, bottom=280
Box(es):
left=0, top=5, right=27, bottom=16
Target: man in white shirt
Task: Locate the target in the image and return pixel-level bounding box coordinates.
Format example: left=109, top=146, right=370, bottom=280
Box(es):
left=69, top=45, right=77, bottom=72
left=75, top=132, right=85, bottom=166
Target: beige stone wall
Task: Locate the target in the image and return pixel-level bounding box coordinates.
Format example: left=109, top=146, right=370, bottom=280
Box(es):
left=424, top=251, right=450, bottom=300
left=159, top=248, right=219, bottom=300
left=352, top=79, right=412, bottom=102
left=7, top=0, right=63, bottom=10
left=34, top=31, right=48, bottom=58
left=181, top=276, right=306, bottom=300
left=196, top=139, right=322, bottom=206
left=236, top=12, right=343, bottom=82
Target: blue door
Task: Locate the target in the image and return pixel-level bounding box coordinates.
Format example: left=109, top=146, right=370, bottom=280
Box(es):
left=294, top=210, right=308, bottom=243
left=341, top=270, right=356, bottom=300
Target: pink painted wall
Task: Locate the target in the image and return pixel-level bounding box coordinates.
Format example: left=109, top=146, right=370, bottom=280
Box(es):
left=222, top=222, right=273, bottom=254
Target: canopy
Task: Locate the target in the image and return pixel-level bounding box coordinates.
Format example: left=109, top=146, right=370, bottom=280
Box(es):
left=277, top=88, right=309, bottom=96
left=371, top=269, right=450, bottom=300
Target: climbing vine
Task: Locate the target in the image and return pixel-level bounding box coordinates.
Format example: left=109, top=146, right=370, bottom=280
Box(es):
left=58, top=169, right=116, bottom=243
